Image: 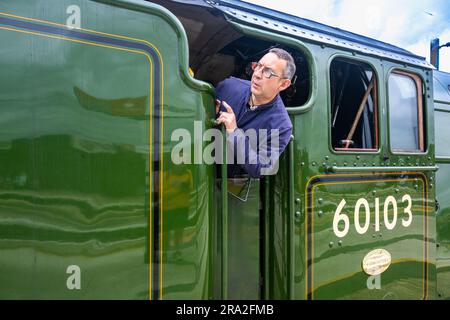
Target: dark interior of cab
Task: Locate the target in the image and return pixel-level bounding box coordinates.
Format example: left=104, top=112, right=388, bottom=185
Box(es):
left=151, top=0, right=310, bottom=107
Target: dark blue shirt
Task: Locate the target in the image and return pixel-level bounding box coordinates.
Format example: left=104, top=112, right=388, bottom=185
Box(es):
left=215, top=77, right=293, bottom=178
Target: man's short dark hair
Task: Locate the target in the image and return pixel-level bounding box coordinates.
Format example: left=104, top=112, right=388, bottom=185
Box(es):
left=269, top=48, right=296, bottom=80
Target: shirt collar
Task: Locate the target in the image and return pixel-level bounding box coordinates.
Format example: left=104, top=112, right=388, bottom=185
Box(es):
left=247, top=93, right=279, bottom=111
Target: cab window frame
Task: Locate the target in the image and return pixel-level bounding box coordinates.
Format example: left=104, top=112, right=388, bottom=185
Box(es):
left=387, top=69, right=426, bottom=154
left=328, top=55, right=381, bottom=154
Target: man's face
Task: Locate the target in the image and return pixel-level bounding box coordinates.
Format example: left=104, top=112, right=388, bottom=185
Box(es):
left=251, top=52, right=291, bottom=103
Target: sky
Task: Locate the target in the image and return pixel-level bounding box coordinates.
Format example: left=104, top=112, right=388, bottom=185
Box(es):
left=245, top=0, right=450, bottom=72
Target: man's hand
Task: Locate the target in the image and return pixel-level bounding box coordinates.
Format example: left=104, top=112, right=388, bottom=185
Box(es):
left=216, top=101, right=237, bottom=134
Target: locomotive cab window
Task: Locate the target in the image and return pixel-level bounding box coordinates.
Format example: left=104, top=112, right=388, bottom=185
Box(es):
left=388, top=71, right=425, bottom=153
left=330, top=58, right=378, bottom=151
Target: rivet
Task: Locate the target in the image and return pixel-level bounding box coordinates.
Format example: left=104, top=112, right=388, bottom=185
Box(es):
left=318, top=211, right=323, bottom=217
left=372, top=190, right=377, bottom=195
left=354, top=162, right=357, bottom=166
left=395, top=188, right=399, bottom=193
left=295, top=211, right=301, bottom=218
left=356, top=156, right=361, bottom=160
left=312, top=162, right=316, bottom=166
left=430, top=183, right=433, bottom=189
left=379, top=233, right=383, bottom=238
left=338, top=240, right=343, bottom=246
left=329, top=242, right=334, bottom=248
left=344, top=162, right=347, bottom=166
left=318, top=198, right=323, bottom=204
left=325, top=156, right=329, bottom=160
left=301, top=162, right=305, bottom=166
left=295, top=198, right=301, bottom=204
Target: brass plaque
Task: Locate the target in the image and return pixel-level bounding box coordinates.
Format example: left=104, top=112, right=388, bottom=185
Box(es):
left=362, top=249, right=392, bottom=276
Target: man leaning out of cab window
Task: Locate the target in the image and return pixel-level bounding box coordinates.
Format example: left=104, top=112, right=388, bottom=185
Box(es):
left=215, top=48, right=295, bottom=178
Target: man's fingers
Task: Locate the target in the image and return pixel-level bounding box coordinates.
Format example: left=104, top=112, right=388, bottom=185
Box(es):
left=217, top=113, right=230, bottom=124
left=222, top=101, right=233, bottom=113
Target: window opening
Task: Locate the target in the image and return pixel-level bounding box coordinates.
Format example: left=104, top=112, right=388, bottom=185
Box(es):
left=330, top=59, right=378, bottom=151
left=388, top=71, right=425, bottom=152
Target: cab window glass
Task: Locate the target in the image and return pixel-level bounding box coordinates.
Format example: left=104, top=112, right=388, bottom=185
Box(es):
left=388, top=71, right=425, bottom=152
left=435, top=110, right=450, bottom=157
left=330, top=59, right=378, bottom=151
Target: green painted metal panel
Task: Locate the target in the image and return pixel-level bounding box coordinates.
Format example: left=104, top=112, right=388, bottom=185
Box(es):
left=227, top=178, right=260, bottom=299
left=0, top=0, right=215, bottom=299
left=435, top=163, right=450, bottom=299
left=309, top=176, right=430, bottom=299
left=434, top=70, right=450, bottom=299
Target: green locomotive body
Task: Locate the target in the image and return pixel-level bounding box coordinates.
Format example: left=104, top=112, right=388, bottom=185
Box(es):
left=0, top=0, right=448, bottom=299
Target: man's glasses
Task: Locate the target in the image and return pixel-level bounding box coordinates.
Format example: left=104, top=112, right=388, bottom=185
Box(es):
left=251, top=62, right=284, bottom=79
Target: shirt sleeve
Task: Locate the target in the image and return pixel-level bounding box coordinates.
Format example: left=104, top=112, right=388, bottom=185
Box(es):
left=215, top=78, right=233, bottom=114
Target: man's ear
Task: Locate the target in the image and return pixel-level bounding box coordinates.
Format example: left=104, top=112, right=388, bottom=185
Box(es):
left=279, top=79, right=292, bottom=92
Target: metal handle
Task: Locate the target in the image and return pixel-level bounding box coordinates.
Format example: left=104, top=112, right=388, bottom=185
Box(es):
left=288, top=135, right=295, bottom=299
left=221, top=126, right=228, bottom=300
left=328, top=165, right=439, bottom=173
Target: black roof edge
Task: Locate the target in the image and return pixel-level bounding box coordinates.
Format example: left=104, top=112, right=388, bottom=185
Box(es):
left=213, top=0, right=426, bottom=61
